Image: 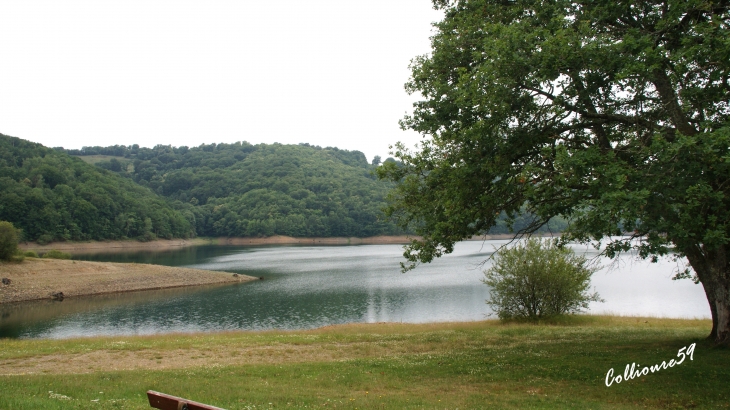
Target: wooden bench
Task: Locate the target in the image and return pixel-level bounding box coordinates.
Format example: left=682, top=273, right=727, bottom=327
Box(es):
left=147, top=390, right=226, bottom=410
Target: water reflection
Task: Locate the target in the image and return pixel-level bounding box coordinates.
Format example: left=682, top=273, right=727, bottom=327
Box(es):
left=0, top=284, right=238, bottom=338
left=0, top=241, right=711, bottom=339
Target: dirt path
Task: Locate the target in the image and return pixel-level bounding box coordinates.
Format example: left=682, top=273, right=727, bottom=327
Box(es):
left=0, top=258, right=258, bottom=304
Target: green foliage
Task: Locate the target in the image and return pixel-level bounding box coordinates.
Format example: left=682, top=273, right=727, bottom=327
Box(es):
left=9, top=251, right=25, bottom=263
left=35, top=235, right=53, bottom=246
left=59, top=141, right=408, bottom=238
left=381, top=0, right=730, bottom=267
left=5, top=134, right=410, bottom=241
left=4, top=133, right=560, bottom=244
left=378, top=0, right=730, bottom=342
left=483, top=238, right=601, bottom=320
left=0, top=134, right=195, bottom=242
left=0, top=221, right=19, bottom=261
left=41, top=250, right=72, bottom=260
left=23, top=250, right=38, bottom=258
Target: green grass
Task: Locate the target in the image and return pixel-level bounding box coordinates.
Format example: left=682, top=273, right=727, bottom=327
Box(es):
left=0, top=316, right=727, bottom=409
left=73, top=155, right=126, bottom=165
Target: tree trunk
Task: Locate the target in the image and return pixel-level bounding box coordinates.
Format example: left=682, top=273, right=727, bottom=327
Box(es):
left=702, top=284, right=719, bottom=341
left=707, top=278, right=730, bottom=345
left=684, top=245, right=730, bottom=345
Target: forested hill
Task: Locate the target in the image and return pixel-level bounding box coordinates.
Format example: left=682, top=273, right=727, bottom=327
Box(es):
left=55, top=141, right=406, bottom=238
left=2, top=134, right=560, bottom=243
left=0, top=134, right=195, bottom=243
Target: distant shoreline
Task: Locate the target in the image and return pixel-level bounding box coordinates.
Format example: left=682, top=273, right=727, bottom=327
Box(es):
left=18, top=234, right=523, bottom=255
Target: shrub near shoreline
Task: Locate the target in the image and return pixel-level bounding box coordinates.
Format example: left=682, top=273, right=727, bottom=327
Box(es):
left=0, top=221, right=19, bottom=261
left=484, top=238, right=603, bottom=320
left=40, top=250, right=72, bottom=260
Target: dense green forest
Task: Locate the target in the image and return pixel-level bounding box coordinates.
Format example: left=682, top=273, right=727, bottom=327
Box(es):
left=46, top=139, right=409, bottom=239
left=0, top=134, right=194, bottom=243
left=63, top=141, right=567, bottom=236
left=1, top=133, right=564, bottom=243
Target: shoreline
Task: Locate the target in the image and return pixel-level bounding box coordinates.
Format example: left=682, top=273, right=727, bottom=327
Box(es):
left=4, top=233, right=542, bottom=303
left=18, top=234, right=522, bottom=254
left=0, top=258, right=258, bottom=304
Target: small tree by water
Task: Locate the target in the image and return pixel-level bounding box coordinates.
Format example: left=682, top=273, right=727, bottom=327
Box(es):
left=484, top=238, right=602, bottom=320
left=0, top=221, right=19, bottom=261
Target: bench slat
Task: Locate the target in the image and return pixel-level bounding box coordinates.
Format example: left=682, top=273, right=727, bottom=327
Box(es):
left=147, top=390, right=227, bottom=410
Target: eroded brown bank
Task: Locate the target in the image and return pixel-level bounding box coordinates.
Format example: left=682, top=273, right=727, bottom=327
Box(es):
left=18, top=234, right=519, bottom=254
left=0, top=258, right=257, bottom=304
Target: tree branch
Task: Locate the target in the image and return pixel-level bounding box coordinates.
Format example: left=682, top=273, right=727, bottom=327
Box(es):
left=651, top=68, right=698, bottom=136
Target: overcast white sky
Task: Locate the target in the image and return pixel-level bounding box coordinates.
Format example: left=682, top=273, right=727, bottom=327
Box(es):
left=0, top=1, right=442, bottom=162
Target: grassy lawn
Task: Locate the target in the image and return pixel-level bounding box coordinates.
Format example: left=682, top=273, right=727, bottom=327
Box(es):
left=0, top=316, right=727, bottom=409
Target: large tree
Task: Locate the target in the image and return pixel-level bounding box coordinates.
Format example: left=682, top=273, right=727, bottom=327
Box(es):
left=378, top=0, right=730, bottom=344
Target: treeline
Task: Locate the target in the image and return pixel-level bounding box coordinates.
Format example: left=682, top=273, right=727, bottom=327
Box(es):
left=0, top=134, right=194, bottom=243
left=56, top=141, right=406, bottom=238
left=57, top=140, right=565, bottom=238
left=2, top=133, right=564, bottom=244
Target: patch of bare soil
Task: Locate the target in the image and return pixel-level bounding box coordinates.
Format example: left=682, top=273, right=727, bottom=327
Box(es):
left=0, top=258, right=257, bottom=304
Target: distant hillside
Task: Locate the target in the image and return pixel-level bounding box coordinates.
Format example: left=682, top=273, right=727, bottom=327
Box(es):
left=9, top=137, right=566, bottom=242
left=57, top=142, right=406, bottom=237
left=0, top=134, right=195, bottom=243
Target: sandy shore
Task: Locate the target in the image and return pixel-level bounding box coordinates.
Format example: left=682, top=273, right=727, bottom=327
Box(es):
left=5, top=234, right=521, bottom=303
left=17, top=236, right=417, bottom=253
left=18, top=234, right=522, bottom=254
left=18, top=238, right=214, bottom=254
left=0, top=258, right=258, bottom=304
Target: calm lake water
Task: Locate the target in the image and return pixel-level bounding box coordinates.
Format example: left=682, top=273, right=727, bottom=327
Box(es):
left=0, top=241, right=711, bottom=339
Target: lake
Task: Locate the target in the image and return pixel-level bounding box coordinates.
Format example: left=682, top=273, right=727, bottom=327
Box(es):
left=0, top=240, right=711, bottom=339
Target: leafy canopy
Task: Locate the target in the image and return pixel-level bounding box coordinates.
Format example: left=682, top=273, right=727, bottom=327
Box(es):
left=59, top=142, right=407, bottom=238
left=0, top=134, right=195, bottom=242
left=379, top=0, right=730, bottom=270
